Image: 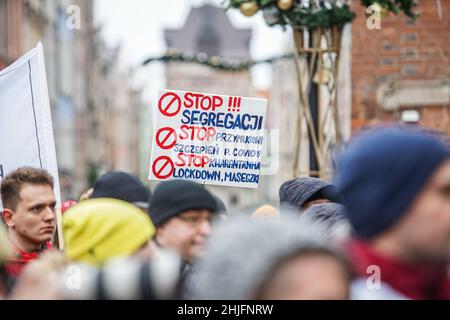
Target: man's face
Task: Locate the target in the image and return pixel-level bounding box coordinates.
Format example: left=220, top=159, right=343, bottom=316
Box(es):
left=5, top=183, right=56, bottom=244
left=397, top=160, right=450, bottom=261
left=156, top=210, right=213, bottom=262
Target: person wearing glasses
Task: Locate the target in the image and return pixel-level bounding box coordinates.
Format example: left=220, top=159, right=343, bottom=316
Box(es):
left=149, top=180, right=218, bottom=266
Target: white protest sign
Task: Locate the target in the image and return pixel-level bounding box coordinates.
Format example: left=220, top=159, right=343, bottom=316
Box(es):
left=0, top=43, right=62, bottom=239
left=149, top=89, right=267, bottom=188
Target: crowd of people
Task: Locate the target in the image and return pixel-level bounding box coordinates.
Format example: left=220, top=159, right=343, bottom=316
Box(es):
left=0, top=124, right=449, bottom=300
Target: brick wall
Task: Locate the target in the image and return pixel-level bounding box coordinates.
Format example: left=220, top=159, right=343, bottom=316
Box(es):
left=351, top=0, right=450, bottom=136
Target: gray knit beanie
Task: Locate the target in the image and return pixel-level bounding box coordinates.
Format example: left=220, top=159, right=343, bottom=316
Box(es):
left=187, top=213, right=348, bottom=300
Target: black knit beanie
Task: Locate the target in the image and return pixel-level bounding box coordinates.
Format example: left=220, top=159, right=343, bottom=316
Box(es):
left=91, top=171, right=151, bottom=209
left=149, top=180, right=218, bottom=226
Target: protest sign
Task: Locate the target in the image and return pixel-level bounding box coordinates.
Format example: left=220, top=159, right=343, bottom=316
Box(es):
left=149, top=90, right=267, bottom=189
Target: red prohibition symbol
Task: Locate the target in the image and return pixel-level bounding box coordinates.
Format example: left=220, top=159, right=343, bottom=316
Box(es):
left=156, top=127, right=177, bottom=150
left=152, top=156, right=175, bottom=180
left=158, top=92, right=182, bottom=117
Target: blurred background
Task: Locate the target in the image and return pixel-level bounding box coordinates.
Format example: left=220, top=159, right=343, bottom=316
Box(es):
left=0, top=0, right=448, bottom=211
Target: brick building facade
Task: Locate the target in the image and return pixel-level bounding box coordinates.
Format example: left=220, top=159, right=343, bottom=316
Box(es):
left=351, top=0, right=450, bottom=136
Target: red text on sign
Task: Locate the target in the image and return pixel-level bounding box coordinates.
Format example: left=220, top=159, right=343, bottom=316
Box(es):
left=184, top=92, right=223, bottom=111
left=175, top=153, right=210, bottom=168
left=179, top=125, right=216, bottom=142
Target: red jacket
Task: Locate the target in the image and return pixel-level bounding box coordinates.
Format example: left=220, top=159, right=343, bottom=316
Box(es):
left=347, top=240, right=450, bottom=300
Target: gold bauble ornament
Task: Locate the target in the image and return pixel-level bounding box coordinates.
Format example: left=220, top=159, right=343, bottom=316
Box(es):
left=240, top=1, right=259, bottom=17
left=277, top=0, right=294, bottom=11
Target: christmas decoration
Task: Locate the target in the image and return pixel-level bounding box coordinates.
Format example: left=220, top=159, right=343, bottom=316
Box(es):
left=225, top=0, right=419, bottom=29
left=142, top=50, right=295, bottom=71
left=277, top=0, right=294, bottom=11
left=239, top=1, right=259, bottom=16
left=263, top=6, right=284, bottom=26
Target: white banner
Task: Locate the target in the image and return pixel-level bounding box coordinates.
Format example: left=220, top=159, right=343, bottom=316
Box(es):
left=0, top=43, right=61, bottom=208
left=149, top=89, right=267, bottom=189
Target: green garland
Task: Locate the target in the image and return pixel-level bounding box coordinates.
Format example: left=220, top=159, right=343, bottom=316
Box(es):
left=142, top=1, right=420, bottom=70
left=224, top=0, right=418, bottom=29
left=283, top=3, right=356, bottom=28
left=142, top=50, right=295, bottom=71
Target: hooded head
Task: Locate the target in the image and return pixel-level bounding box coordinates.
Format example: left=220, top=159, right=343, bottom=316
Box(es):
left=302, top=203, right=351, bottom=242
left=63, top=198, right=155, bottom=266
left=279, top=177, right=339, bottom=210
left=302, top=203, right=346, bottom=226
left=188, top=214, right=351, bottom=300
